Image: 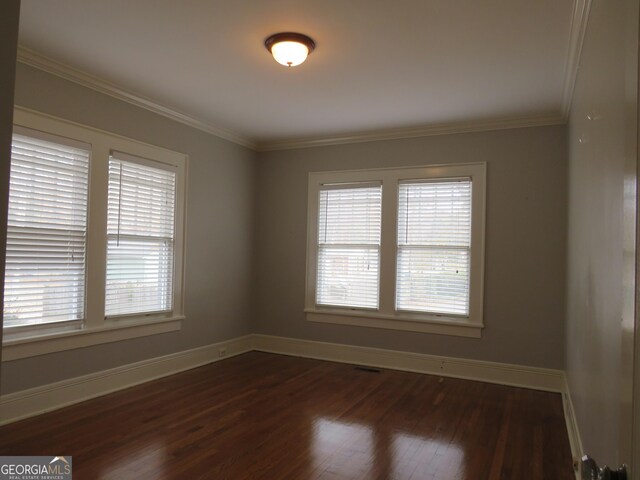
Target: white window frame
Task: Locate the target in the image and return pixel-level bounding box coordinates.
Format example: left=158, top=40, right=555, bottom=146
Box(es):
left=105, top=151, right=179, bottom=318
left=316, top=182, right=383, bottom=309
left=2, top=107, right=187, bottom=361
left=305, top=163, right=486, bottom=338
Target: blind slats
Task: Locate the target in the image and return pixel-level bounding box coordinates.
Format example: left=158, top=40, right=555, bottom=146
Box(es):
left=316, top=186, right=381, bottom=308
left=396, top=180, right=472, bottom=316
left=105, top=156, right=176, bottom=317
left=3, top=133, right=89, bottom=328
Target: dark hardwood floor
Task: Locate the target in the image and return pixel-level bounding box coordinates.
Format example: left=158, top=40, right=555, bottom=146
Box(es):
left=0, top=352, right=574, bottom=479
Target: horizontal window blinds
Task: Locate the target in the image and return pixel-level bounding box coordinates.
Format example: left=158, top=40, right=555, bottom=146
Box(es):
left=4, top=132, right=89, bottom=328
left=105, top=154, right=176, bottom=317
left=317, top=184, right=382, bottom=309
left=396, top=179, right=472, bottom=316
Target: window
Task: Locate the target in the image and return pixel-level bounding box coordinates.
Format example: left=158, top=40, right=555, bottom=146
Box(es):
left=305, top=164, right=486, bottom=338
left=4, top=128, right=89, bottom=329
left=396, top=180, right=471, bottom=316
left=3, top=108, right=187, bottom=361
left=106, top=154, right=176, bottom=317
left=317, top=184, right=382, bottom=309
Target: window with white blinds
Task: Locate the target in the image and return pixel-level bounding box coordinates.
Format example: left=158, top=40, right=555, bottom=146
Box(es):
left=396, top=179, right=472, bottom=316
left=4, top=130, right=89, bottom=328
left=316, top=184, right=382, bottom=309
left=105, top=154, right=176, bottom=317
left=306, top=164, right=485, bottom=337
left=3, top=111, right=187, bottom=357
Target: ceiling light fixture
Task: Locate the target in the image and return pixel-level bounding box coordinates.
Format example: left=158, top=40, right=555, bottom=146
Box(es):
left=264, top=32, right=315, bottom=67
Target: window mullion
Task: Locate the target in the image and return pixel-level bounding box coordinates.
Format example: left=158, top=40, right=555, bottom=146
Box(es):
left=378, top=175, right=398, bottom=315
left=84, top=143, right=110, bottom=328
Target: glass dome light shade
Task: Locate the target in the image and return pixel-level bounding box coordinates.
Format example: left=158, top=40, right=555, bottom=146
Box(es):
left=265, top=33, right=316, bottom=67
left=271, top=41, right=309, bottom=67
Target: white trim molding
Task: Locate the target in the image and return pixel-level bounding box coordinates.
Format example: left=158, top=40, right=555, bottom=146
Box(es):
left=258, top=114, right=566, bottom=151
left=306, top=309, right=482, bottom=338
left=0, top=335, right=253, bottom=425
left=16, top=46, right=257, bottom=150
left=16, top=11, right=594, bottom=154
left=562, top=374, right=585, bottom=480
left=1, top=331, right=579, bottom=458
left=2, top=317, right=183, bottom=362
left=261, top=0, right=594, bottom=153
left=259, top=334, right=583, bottom=477
left=561, top=0, right=593, bottom=119
left=253, top=334, right=565, bottom=392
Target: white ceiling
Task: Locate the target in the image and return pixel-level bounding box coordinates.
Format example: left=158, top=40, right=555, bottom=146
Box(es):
left=18, top=0, right=577, bottom=147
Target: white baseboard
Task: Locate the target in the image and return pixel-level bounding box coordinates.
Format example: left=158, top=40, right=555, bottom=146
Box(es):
left=562, top=375, right=584, bottom=480
left=252, top=334, right=566, bottom=392
left=0, top=334, right=253, bottom=425
left=255, top=334, right=583, bottom=477
left=1, top=333, right=572, bottom=431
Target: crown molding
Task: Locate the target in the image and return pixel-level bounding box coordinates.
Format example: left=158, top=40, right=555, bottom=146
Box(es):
left=259, top=0, right=590, bottom=152
left=16, top=46, right=257, bottom=150
left=256, top=113, right=566, bottom=151
left=18, top=0, right=591, bottom=156
left=560, top=0, right=592, bottom=119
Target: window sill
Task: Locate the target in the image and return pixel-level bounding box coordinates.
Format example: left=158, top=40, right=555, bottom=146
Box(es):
left=2, top=316, right=184, bottom=361
left=305, top=308, right=482, bottom=338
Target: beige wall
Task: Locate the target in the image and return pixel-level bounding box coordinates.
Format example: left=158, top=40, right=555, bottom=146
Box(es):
left=0, top=64, right=258, bottom=394
left=255, top=125, right=568, bottom=369
left=0, top=0, right=20, bottom=374
left=565, top=0, right=638, bottom=467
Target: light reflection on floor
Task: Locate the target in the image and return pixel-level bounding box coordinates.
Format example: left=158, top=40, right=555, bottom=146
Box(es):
left=95, top=441, right=167, bottom=480
left=312, top=417, right=375, bottom=478
left=311, top=417, right=466, bottom=479
left=392, top=431, right=466, bottom=479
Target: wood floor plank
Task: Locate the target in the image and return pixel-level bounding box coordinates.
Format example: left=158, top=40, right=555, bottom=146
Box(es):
left=0, top=352, right=575, bottom=479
